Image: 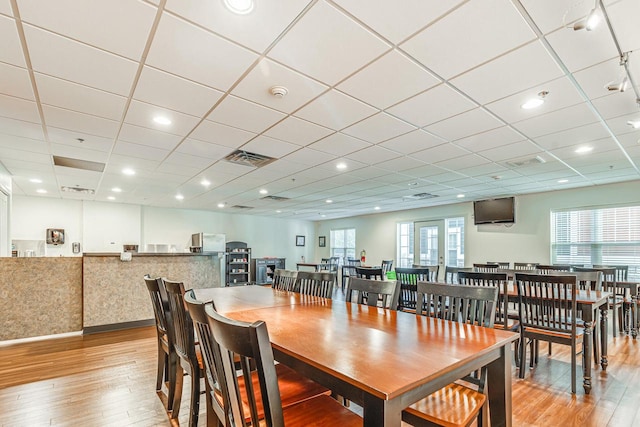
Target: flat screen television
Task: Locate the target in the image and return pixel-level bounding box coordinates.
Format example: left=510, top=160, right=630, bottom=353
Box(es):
left=473, top=197, right=515, bottom=225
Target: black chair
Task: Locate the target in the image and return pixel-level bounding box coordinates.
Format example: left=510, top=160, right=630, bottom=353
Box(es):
left=143, top=275, right=176, bottom=412
left=457, top=271, right=514, bottom=330
left=355, top=266, right=384, bottom=280
left=473, top=263, right=499, bottom=272
left=341, top=258, right=361, bottom=290
left=488, top=261, right=510, bottom=269
left=345, top=277, right=399, bottom=310
left=444, top=266, right=471, bottom=284
left=575, top=266, right=624, bottom=337
left=295, top=271, right=336, bottom=298
left=272, top=269, right=298, bottom=292
left=515, top=273, right=583, bottom=394
left=537, top=264, right=571, bottom=273
left=514, top=262, right=539, bottom=271
left=381, top=259, right=393, bottom=274
left=204, top=306, right=362, bottom=426
left=594, top=264, right=629, bottom=282
left=395, top=267, right=436, bottom=312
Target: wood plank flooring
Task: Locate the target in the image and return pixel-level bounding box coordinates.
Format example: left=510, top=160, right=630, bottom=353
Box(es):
left=2, top=308, right=640, bottom=425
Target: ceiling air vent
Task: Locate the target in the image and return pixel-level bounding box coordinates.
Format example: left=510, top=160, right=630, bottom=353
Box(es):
left=231, top=205, right=254, bottom=210
left=261, top=195, right=290, bottom=201
left=61, top=186, right=95, bottom=195
left=506, top=155, right=546, bottom=168
left=224, top=150, right=277, bottom=168
left=404, top=193, right=439, bottom=200
left=53, top=155, right=105, bottom=172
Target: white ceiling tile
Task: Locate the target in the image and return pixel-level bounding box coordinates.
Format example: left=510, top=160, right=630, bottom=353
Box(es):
left=232, top=58, right=328, bottom=113
left=451, top=41, right=563, bottom=105
left=603, top=0, right=640, bottom=52
left=520, top=0, right=589, bottom=34
left=48, top=127, right=113, bottom=152
left=591, top=91, right=640, bottom=120
left=605, top=111, right=640, bottom=135
left=207, top=95, right=286, bottom=134
left=342, top=112, right=415, bottom=143
left=0, top=145, right=49, bottom=163
left=175, top=139, right=231, bottom=160
left=118, top=123, right=182, bottom=151
left=479, top=140, right=543, bottom=162
left=163, top=151, right=214, bottom=169
left=411, top=143, right=471, bottom=164
left=455, top=126, right=525, bottom=152
left=0, top=134, right=46, bottom=154
left=190, top=119, right=256, bottom=148
left=242, top=135, right=300, bottom=159
left=133, top=66, right=224, bottom=118
left=0, top=0, right=11, bottom=15
left=345, top=145, right=401, bottom=165
left=263, top=116, right=333, bottom=146
left=0, top=15, right=25, bottom=66
left=533, top=122, right=610, bottom=151
left=337, top=50, right=439, bottom=109
left=124, top=100, right=200, bottom=136
left=0, top=62, right=34, bottom=100
left=294, top=89, right=377, bottom=130
left=401, top=0, right=535, bottom=79
left=23, top=24, right=137, bottom=95
left=0, top=93, right=40, bottom=123
left=424, top=108, right=503, bottom=142
left=107, top=154, right=160, bottom=172
left=378, top=129, right=446, bottom=154
left=268, top=1, right=389, bottom=85
left=283, top=147, right=337, bottom=166
left=50, top=143, right=109, bottom=163
left=435, top=154, right=490, bottom=170
left=513, top=102, right=599, bottom=138
left=147, top=13, right=257, bottom=91
left=17, top=0, right=156, bottom=60
left=307, top=132, right=372, bottom=156
left=333, top=0, right=464, bottom=44
left=43, top=105, right=119, bottom=138
left=387, top=83, right=476, bottom=127
left=112, top=141, right=169, bottom=161
left=374, top=156, right=426, bottom=172
left=572, top=57, right=622, bottom=100
left=0, top=116, right=43, bottom=140
left=545, top=25, right=617, bottom=73
left=35, top=73, right=126, bottom=121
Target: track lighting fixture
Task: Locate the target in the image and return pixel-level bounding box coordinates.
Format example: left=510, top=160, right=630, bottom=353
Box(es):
left=573, top=1, right=600, bottom=31
left=606, top=54, right=630, bottom=92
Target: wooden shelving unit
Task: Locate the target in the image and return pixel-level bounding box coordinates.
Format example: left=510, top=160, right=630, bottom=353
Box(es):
left=225, top=241, right=251, bottom=286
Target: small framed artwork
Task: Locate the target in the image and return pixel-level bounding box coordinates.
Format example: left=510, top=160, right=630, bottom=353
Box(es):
left=296, top=235, right=305, bottom=247
left=319, top=236, right=326, bottom=247
left=46, top=228, right=65, bottom=245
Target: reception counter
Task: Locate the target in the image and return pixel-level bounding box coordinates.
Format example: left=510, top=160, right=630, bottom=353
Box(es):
left=1, top=252, right=223, bottom=341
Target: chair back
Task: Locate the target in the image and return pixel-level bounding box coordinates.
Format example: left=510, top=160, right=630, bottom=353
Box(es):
left=355, top=266, right=384, bottom=280
left=272, top=269, right=298, bottom=292
left=412, top=265, right=440, bottom=281
left=163, top=279, right=197, bottom=363
left=457, top=271, right=510, bottom=328
left=573, top=270, right=603, bottom=291
left=319, top=257, right=338, bottom=273
left=381, top=260, right=393, bottom=274
left=205, top=305, right=285, bottom=427
left=488, top=261, right=510, bottom=269
left=295, top=271, right=335, bottom=298
left=444, top=266, right=471, bottom=284
left=593, top=264, right=628, bottom=282
left=537, top=264, right=571, bottom=273
left=346, top=277, right=399, bottom=310
left=515, top=273, right=578, bottom=335
left=416, top=281, right=498, bottom=328
left=473, top=263, right=499, bottom=272
left=342, top=259, right=361, bottom=276
left=144, top=275, right=172, bottom=340
left=514, top=262, right=538, bottom=271
left=395, top=267, right=437, bottom=311
left=574, top=266, right=619, bottom=295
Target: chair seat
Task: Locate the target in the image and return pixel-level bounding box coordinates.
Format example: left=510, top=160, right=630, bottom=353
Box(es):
left=402, top=382, right=486, bottom=427
left=279, top=394, right=361, bottom=426
left=524, top=326, right=585, bottom=341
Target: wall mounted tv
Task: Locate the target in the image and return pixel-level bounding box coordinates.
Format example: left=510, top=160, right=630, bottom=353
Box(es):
left=473, top=197, right=515, bottom=225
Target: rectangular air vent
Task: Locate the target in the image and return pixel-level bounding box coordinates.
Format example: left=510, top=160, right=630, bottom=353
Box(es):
left=224, top=150, right=276, bottom=168
left=61, top=186, right=95, bottom=195
left=261, top=195, right=290, bottom=201
left=231, top=205, right=254, bottom=210
left=506, top=155, right=546, bottom=168
left=53, top=156, right=105, bottom=172
left=404, top=193, right=438, bottom=200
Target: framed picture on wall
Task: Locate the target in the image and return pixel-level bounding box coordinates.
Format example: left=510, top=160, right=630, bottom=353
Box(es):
left=319, top=236, right=326, bottom=247
left=296, top=235, right=305, bottom=247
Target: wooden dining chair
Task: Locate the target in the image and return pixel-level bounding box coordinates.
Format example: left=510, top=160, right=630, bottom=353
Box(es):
left=143, top=275, right=176, bottom=411
left=381, top=259, right=393, bottom=274
left=345, top=277, right=399, bottom=310
left=488, top=261, right=510, bottom=269
left=395, top=267, right=437, bottom=312
left=204, top=305, right=362, bottom=427
left=295, top=271, right=336, bottom=298
left=163, top=279, right=203, bottom=427
left=183, top=290, right=332, bottom=426
left=341, top=259, right=361, bottom=291
left=355, top=266, right=384, bottom=280
left=457, top=271, right=514, bottom=330
left=272, top=269, right=298, bottom=292
left=444, top=266, right=471, bottom=284
left=403, top=281, right=499, bottom=427
left=537, top=264, right=571, bottom=273
left=514, top=262, right=539, bottom=271
left=515, top=273, right=583, bottom=394
left=594, top=264, right=629, bottom=282
left=473, top=263, right=499, bottom=272
left=575, top=266, right=624, bottom=336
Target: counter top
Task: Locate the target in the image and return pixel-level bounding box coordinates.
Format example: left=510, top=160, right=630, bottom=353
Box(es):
left=83, top=252, right=223, bottom=257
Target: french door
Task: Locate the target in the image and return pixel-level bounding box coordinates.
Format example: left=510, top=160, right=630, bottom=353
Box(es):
left=414, top=220, right=444, bottom=270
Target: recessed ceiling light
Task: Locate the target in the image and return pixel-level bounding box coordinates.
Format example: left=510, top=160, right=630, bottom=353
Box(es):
left=457, top=194, right=465, bottom=198
left=217, top=202, right=226, bottom=208
left=325, top=199, right=333, bottom=203
left=153, top=116, right=171, bottom=125
left=521, top=98, right=544, bottom=109
left=259, top=189, right=268, bottom=195
left=320, top=214, right=326, bottom=218
left=107, top=196, right=115, bottom=200
left=30, top=178, right=42, bottom=183
left=558, top=179, right=569, bottom=183
left=575, top=146, right=593, bottom=154
left=223, top=0, right=254, bottom=15
left=627, top=120, right=640, bottom=129
left=175, top=194, right=184, bottom=200
left=408, top=182, right=418, bottom=186
left=122, top=168, right=135, bottom=176
left=200, top=178, right=211, bottom=187
left=111, top=187, right=122, bottom=193
left=374, top=206, right=381, bottom=210
left=336, top=162, right=347, bottom=170
left=276, top=210, right=282, bottom=213
left=36, top=189, right=47, bottom=194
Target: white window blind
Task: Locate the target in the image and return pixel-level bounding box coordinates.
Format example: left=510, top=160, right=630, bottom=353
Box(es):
left=551, top=205, right=640, bottom=280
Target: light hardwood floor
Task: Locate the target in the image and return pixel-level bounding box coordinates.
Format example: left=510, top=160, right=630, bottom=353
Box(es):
left=2, top=312, right=640, bottom=425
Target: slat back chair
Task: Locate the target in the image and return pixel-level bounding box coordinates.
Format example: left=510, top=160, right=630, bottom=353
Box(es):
left=381, top=259, right=394, bottom=274
left=163, top=279, right=202, bottom=426
left=143, top=275, right=176, bottom=411
left=536, top=264, right=571, bottom=273
left=341, top=259, right=362, bottom=290
left=575, top=266, right=624, bottom=336
left=457, top=271, right=513, bottom=330
left=594, top=264, right=629, bottom=282
left=413, top=264, right=441, bottom=282
left=515, top=273, right=583, bottom=393
left=272, top=269, right=298, bottom=292
left=395, top=267, right=437, bottom=312
left=488, top=261, right=510, bottom=269
left=404, top=281, right=498, bottom=427
left=204, top=306, right=362, bottom=427
left=444, top=266, right=472, bottom=284
left=514, top=262, right=539, bottom=271
left=295, top=271, right=336, bottom=298
left=355, top=266, right=384, bottom=280
left=573, top=270, right=603, bottom=291
left=345, top=277, right=400, bottom=310
left=473, top=263, right=499, bottom=272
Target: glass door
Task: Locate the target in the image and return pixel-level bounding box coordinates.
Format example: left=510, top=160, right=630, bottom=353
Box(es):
left=414, top=220, right=444, bottom=271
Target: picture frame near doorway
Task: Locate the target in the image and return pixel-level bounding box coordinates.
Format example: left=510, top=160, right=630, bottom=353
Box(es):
left=296, top=235, right=305, bottom=247
left=319, top=236, right=326, bottom=247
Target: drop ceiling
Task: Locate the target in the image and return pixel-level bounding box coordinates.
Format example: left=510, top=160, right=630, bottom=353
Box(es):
left=0, top=0, right=639, bottom=220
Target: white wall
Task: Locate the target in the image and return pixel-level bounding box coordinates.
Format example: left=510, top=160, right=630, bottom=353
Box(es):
left=0, top=162, right=11, bottom=257
left=83, top=201, right=142, bottom=252
left=315, top=180, right=640, bottom=267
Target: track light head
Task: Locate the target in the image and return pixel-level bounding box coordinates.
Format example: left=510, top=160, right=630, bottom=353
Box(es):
left=606, top=76, right=629, bottom=92
left=573, top=7, right=601, bottom=31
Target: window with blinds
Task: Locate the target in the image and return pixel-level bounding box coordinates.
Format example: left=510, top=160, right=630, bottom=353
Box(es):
left=551, top=205, right=640, bottom=280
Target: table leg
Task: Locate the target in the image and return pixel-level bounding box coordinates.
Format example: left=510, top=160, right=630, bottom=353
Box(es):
left=631, top=290, right=638, bottom=339
left=362, top=394, right=400, bottom=427
left=600, top=306, right=608, bottom=371
left=487, top=344, right=512, bottom=427
left=582, top=318, right=592, bottom=394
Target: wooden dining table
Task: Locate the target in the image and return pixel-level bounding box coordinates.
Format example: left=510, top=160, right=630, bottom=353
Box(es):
left=195, top=285, right=518, bottom=427
left=618, top=281, right=639, bottom=338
